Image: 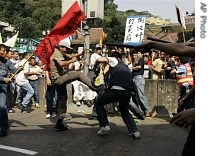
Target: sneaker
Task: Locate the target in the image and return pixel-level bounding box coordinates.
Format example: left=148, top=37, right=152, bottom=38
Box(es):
left=129, top=131, right=141, bottom=139
left=55, top=121, right=68, bottom=131
left=21, top=105, right=30, bottom=113
left=0, top=129, right=7, bottom=137
left=35, top=103, right=40, bottom=108
left=46, top=114, right=51, bottom=119
left=8, top=109, right=15, bottom=113
left=97, top=125, right=110, bottom=136
left=76, top=101, right=81, bottom=107
left=137, top=114, right=145, bottom=120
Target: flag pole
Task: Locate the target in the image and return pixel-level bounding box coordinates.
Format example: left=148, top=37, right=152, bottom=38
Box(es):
left=182, top=27, right=186, bottom=43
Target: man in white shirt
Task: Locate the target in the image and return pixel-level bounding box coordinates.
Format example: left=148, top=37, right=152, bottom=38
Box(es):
left=28, top=57, right=43, bottom=108
left=87, top=44, right=102, bottom=81
left=15, top=52, right=35, bottom=113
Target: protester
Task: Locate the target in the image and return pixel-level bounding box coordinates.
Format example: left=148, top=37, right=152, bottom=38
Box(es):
left=45, top=65, right=59, bottom=119
left=50, top=40, right=98, bottom=131
left=28, top=56, right=43, bottom=108
left=93, top=51, right=140, bottom=139
left=130, top=50, right=151, bottom=118
left=15, top=52, right=35, bottom=113
left=0, top=44, right=18, bottom=137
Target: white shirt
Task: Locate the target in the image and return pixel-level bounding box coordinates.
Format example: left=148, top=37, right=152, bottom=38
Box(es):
left=89, top=53, right=101, bottom=70
left=28, top=65, right=42, bottom=80
left=106, top=57, right=118, bottom=67
left=15, top=58, right=30, bottom=86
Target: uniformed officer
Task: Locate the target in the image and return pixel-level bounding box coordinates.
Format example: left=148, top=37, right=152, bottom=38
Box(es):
left=0, top=44, right=18, bottom=137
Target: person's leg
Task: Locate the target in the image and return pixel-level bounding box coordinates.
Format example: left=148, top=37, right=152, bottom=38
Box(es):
left=54, top=85, right=68, bottom=131
left=95, top=89, right=119, bottom=135
left=6, top=82, right=15, bottom=112
left=118, top=92, right=139, bottom=134
left=46, top=85, right=54, bottom=117
left=15, top=83, right=22, bottom=106
left=31, top=80, right=40, bottom=107
left=129, top=95, right=145, bottom=120
left=55, top=85, right=67, bottom=119
left=181, top=123, right=195, bottom=156
left=21, top=83, right=34, bottom=111
left=54, top=71, right=96, bottom=91
left=134, top=76, right=150, bottom=114
left=53, top=87, right=59, bottom=113
left=0, top=85, right=9, bottom=136
left=95, top=90, right=118, bottom=127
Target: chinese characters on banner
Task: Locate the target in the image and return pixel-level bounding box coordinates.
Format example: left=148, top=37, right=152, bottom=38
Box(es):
left=124, top=15, right=146, bottom=44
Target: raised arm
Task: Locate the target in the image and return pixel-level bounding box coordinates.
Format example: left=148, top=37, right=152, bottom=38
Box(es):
left=136, top=41, right=195, bottom=58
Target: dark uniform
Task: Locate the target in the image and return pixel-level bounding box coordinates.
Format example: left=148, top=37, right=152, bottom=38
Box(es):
left=0, top=44, right=18, bottom=136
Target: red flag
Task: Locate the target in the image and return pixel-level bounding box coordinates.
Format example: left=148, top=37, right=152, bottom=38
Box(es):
left=34, top=1, right=85, bottom=67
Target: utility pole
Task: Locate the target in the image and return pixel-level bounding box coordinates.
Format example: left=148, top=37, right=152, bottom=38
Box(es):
left=82, top=0, right=90, bottom=75
left=83, top=24, right=90, bottom=75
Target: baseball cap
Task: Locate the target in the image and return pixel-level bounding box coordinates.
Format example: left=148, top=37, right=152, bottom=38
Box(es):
left=95, top=44, right=102, bottom=49
left=58, top=41, right=73, bottom=49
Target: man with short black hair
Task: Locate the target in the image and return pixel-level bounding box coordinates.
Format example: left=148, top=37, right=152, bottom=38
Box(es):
left=0, top=44, right=18, bottom=137
left=93, top=51, right=140, bottom=139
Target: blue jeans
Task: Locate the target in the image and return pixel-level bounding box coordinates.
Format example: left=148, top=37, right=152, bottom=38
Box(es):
left=46, top=85, right=58, bottom=114
left=0, top=84, right=9, bottom=130
left=133, top=75, right=150, bottom=113
left=14, top=81, right=22, bottom=104
left=21, top=83, right=34, bottom=107
left=29, top=79, right=39, bottom=103
left=129, top=94, right=144, bottom=116
left=95, top=89, right=138, bottom=133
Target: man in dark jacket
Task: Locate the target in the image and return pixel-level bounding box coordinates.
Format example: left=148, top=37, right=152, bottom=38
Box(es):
left=93, top=51, right=140, bottom=139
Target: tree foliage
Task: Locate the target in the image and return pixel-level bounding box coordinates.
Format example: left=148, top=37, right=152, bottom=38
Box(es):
left=0, top=0, right=153, bottom=42
left=0, top=0, right=61, bottom=38
left=177, top=31, right=193, bottom=43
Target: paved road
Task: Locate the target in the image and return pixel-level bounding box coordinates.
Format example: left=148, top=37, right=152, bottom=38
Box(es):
left=0, top=104, right=189, bottom=156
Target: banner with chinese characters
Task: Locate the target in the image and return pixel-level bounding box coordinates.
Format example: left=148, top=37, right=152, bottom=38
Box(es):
left=124, top=15, right=146, bottom=44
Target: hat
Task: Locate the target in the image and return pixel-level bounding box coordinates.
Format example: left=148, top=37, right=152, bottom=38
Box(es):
left=95, top=44, right=102, bottom=49
left=58, top=41, right=72, bottom=49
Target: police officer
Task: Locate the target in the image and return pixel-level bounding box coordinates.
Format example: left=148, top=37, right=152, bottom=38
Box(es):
left=0, top=44, right=18, bottom=137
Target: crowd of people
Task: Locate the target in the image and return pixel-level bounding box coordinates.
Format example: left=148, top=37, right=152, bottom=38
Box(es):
left=0, top=36, right=195, bottom=155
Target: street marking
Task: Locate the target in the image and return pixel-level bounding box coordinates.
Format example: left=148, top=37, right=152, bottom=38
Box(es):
left=0, top=144, right=38, bottom=155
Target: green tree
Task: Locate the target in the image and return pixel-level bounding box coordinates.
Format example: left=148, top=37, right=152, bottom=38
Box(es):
left=177, top=31, right=193, bottom=43
left=0, top=0, right=61, bottom=38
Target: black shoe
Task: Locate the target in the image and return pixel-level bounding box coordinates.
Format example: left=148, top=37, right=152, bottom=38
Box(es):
left=17, top=103, right=22, bottom=109
left=88, top=115, right=97, bottom=120
left=8, top=109, right=15, bottom=113
left=137, top=114, right=145, bottom=120
left=55, top=121, right=68, bottom=131
left=21, top=105, right=30, bottom=113
left=0, top=129, right=7, bottom=137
